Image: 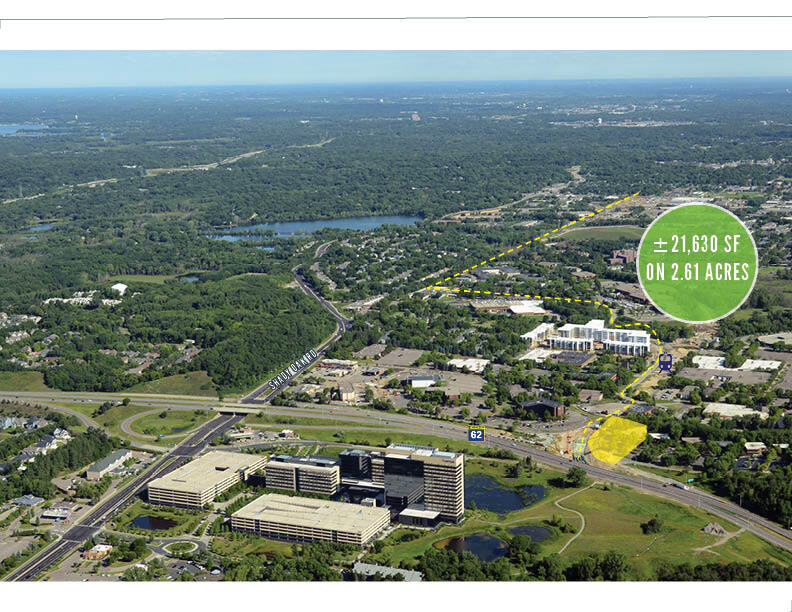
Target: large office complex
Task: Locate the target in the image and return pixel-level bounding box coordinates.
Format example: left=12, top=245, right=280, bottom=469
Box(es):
left=147, top=451, right=266, bottom=508
left=264, top=455, right=341, bottom=496
left=525, top=319, right=650, bottom=356
left=344, top=444, right=465, bottom=523
left=231, top=493, right=390, bottom=546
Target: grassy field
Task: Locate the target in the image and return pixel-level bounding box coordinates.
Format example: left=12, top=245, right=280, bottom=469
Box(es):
left=561, top=225, right=644, bottom=242
left=755, top=277, right=792, bottom=308
left=555, top=484, right=792, bottom=577
left=129, top=409, right=213, bottom=437
left=367, top=457, right=792, bottom=576
left=163, top=541, right=199, bottom=554
left=244, top=413, right=389, bottom=429
left=126, top=371, right=217, bottom=397
left=211, top=535, right=294, bottom=559
left=0, top=371, right=51, bottom=392
left=286, top=427, right=498, bottom=456
left=58, top=401, right=194, bottom=447
left=68, top=402, right=149, bottom=437
left=730, top=308, right=761, bottom=321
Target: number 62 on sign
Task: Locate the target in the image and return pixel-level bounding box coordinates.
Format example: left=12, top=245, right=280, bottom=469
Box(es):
left=468, top=426, right=485, bottom=442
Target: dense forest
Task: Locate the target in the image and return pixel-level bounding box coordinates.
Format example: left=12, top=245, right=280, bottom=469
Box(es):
left=13, top=275, right=336, bottom=394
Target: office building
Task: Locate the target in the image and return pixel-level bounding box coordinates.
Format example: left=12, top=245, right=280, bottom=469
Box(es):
left=340, top=449, right=372, bottom=480
left=548, top=319, right=650, bottom=356
left=384, top=474, right=424, bottom=509
left=371, top=444, right=464, bottom=523
left=265, top=455, right=341, bottom=496
left=521, top=322, right=555, bottom=347
left=338, top=381, right=356, bottom=403
left=231, top=493, right=390, bottom=546
left=147, top=451, right=266, bottom=508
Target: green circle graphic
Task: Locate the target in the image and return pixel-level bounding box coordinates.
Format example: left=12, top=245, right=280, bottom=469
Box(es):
left=636, top=203, right=758, bottom=324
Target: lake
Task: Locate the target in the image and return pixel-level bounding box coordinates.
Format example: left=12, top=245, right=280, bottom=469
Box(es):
left=131, top=515, right=178, bottom=531
left=437, top=533, right=507, bottom=562
left=508, top=524, right=552, bottom=543
left=465, top=473, right=546, bottom=514
left=26, top=223, right=55, bottom=232
left=210, top=215, right=422, bottom=240
left=0, top=124, right=48, bottom=135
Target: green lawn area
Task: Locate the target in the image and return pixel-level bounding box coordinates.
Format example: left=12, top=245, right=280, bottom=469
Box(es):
left=730, top=308, right=761, bottom=321
left=286, top=427, right=496, bottom=456
left=163, top=541, right=199, bottom=554
left=555, top=484, right=792, bottom=577
left=54, top=401, right=196, bottom=446
left=211, top=535, right=295, bottom=559
left=126, top=371, right=217, bottom=397
left=82, top=402, right=152, bottom=437
left=562, top=225, right=644, bottom=242
left=129, top=408, right=213, bottom=437
left=366, top=457, right=792, bottom=576
left=244, top=413, right=389, bottom=429
left=0, top=371, right=51, bottom=392
left=630, top=463, right=707, bottom=486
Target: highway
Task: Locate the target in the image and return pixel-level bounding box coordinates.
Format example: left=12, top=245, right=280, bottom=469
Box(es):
left=247, top=402, right=792, bottom=554
left=7, top=388, right=792, bottom=554
left=241, top=267, right=352, bottom=404
left=4, top=412, right=243, bottom=582
left=6, top=388, right=792, bottom=553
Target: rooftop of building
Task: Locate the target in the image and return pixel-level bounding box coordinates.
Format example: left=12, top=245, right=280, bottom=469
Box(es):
left=353, top=562, right=423, bottom=582
left=87, top=448, right=132, bottom=474
left=268, top=455, right=340, bottom=470
left=703, top=403, right=768, bottom=419
left=148, top=451, right=260, bottom=493
left=399, top=503, right=441, bottom=520
left=384, top=443, right=462, bottom=460
left=233, top=493, right=390, bottom=533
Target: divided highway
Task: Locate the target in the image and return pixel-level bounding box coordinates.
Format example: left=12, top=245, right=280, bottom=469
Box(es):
left=242, top=267, right=352, bottom=404
left=4, top=413, right=243, bottom=582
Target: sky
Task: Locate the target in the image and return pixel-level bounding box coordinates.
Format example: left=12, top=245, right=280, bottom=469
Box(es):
left=2, top=51, right=792, bottom=89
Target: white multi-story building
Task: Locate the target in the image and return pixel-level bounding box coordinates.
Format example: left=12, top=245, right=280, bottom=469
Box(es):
left=544, top=319, right=650, bottom=356
left=521, top=322, right=555, bottom=347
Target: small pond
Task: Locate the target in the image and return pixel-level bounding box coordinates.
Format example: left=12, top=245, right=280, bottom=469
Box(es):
left=437, top=533, right=507, bottom=562
left=131, top=515, right=179, bottom=530
left=508, top=524, right=552, bottom=542
left=26, top=223, right=55, bottom=231
left=465, top=473, right=546, bottom=514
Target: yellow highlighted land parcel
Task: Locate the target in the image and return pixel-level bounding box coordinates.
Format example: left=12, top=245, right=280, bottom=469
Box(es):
left=588, top=416, right=647, bottom=465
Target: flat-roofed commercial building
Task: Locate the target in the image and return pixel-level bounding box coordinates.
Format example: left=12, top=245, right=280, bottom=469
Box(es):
left=147, top=451, right=266, bottom=508
left=265, top=455, right=340, bottom=496
left=231, top=493, right=390, bottom=546
left=549, top=319, right=650, bottom=356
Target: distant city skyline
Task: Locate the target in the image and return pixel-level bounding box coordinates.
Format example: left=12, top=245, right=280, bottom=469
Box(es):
left=2, top=51, right=792, bottom=89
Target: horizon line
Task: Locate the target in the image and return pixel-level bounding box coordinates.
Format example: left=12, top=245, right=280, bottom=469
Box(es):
left=2, top=74, right=792, bottom=92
